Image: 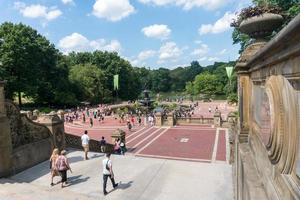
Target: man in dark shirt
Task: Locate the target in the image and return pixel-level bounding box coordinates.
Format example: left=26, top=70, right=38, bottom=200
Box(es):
left=100, top=136, right=106, bottom=153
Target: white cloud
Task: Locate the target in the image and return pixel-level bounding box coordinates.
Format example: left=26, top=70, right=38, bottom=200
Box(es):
left=199, top=57, right=207, bottom=61
left=62, top=0, right=74, bottom=5
left=58, top=33, right=122, bottom=54
left=199, top=12, right=235, bottom=35
left=208, top=57, right=219, bottom=62
left=191, top=44, right=209, bottom=56
left=218, top=49, right=227, bottom=55
left=159, top=42, right=183, bottom=62
left=14, top=2, right=62, bottom=21
left=138, top=50, right=156, bottom=60
left=142, top=24, right=171, bottom=40
left=92, top=0, right=135, bottom=22
left=130, top=50, right=156, bottom=66
left=138, top=0, right=227, bottom=10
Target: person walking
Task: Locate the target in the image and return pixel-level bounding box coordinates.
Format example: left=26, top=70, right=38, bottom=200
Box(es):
left=81, top=130, right=90, bottom=160
left=50, top=148, right=59, bottom=186
left=102, top=153, right=118, bottom=195
left=89, top=117, right=93, bottom=127
left=100, top=136, right=106, bottom=153
left=56, top=150, right=72, bottom=188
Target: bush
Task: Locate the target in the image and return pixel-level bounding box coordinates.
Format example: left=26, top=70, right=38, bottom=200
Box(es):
left=227, top=93, right=238, bottom=104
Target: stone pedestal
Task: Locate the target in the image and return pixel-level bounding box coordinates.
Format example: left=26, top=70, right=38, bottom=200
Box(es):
left=38, top=114, right=65, bottom=150
left=0, top=81, right=13, bottom=177
left=155, top=112, right=163, bottom=126
left=111, top=129, right=126, bottom=143
left=213, top=111, right=222, bottom=127
left=167, top=112, right=175, bottom=126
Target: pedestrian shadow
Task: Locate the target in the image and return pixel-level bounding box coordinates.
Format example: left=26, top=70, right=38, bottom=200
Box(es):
left=66, top=175, right=90, bottom=187
left=107, top=181, right=133, bottom=194
left=91, top=154, right=104, bottom=159
left=68, top=153, right=103, bottom=163
left=118, top=181, right=134, bottom=190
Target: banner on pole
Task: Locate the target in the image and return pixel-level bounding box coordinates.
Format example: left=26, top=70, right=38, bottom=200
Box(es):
left=225, top=66, right=234, bottom=79
left=113, top=74, right=119, bottom=90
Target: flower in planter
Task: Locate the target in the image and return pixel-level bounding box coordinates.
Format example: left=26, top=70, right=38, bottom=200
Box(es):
left=231, top=5, right=283, bottom=28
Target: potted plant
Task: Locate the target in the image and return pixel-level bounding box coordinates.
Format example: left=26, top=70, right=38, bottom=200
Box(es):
left=231, top=5, right=284, bottom=40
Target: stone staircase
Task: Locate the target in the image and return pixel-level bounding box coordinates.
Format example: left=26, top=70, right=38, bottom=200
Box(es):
left=0, top=178, right=97, bottom=200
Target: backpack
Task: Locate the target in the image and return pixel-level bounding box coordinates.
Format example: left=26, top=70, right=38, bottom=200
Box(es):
left=106, top=160, right=110, bottom=171
left=56, top=156, right=68, bottom=171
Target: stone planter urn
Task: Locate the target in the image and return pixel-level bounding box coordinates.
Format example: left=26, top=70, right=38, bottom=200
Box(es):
left=236, top=13, right=283, bottom=68
left=239, top=13, right=283, bottom=40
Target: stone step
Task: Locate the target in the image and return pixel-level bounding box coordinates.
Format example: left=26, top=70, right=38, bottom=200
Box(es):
left=0, top=178, right=97, bottom=200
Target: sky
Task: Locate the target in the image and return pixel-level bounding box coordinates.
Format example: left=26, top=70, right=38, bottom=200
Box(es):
left=0, top=0, right=253, bottom=69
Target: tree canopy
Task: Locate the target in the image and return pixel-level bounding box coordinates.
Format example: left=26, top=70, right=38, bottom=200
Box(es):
left=0, top=22, right=236, bottom=107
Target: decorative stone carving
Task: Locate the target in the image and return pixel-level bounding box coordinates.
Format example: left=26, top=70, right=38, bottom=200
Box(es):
left=38, top=114, right=65, bottom=150
left=264, top=76, right=298, bottom=174
left=5, top=101, right=51, bottom=149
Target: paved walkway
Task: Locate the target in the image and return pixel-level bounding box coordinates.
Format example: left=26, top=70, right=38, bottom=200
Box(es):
left=0, top=150, right=233, bottom=200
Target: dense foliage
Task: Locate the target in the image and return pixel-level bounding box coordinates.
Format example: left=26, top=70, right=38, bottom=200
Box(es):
left=0, top=22, right=235, bottom=107
left=184, top=62, right=237, bottom=102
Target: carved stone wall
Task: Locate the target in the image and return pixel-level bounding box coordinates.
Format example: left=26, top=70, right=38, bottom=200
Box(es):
left=0, top=82, right=62, bottom=177
left=235, top=14, right=300, bottom=200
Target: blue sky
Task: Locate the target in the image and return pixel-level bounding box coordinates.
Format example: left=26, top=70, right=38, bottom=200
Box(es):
left=0, top=0, right=252, bottom=69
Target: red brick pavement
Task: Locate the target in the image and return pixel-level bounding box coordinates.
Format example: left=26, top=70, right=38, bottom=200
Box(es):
left=216, top=130, right=226, bottom=161
left=65, top=122, right=229, bottom=163
left=137, top=128, right=216, bottom=161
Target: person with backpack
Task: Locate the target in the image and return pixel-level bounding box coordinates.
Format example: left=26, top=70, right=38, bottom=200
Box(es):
left=56, top=150, right=72, bottom=188
left=102, top=153, right=118, bottom=195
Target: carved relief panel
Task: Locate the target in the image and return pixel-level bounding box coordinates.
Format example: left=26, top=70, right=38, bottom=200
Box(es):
left=252, top=85, right=272, bottom=147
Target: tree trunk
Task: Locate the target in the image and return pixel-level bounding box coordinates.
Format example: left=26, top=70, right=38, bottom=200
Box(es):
left=18, top=90, right=22, bottom=108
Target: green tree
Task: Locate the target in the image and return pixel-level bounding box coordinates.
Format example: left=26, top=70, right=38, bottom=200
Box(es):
left=151, top=68, right=171, bottom=93
left=0, top=22, right=63, bottom=106
left=193, top=72, right=219, bottom=96
left=69, top=64, right=106, bottom=104
left=185, top=81, right=194, bottom=95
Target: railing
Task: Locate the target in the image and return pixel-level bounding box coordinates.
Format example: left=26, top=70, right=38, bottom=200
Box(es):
left=176, top=117, right=214, bottom=125
left=65, top=133, right=114, bottom=153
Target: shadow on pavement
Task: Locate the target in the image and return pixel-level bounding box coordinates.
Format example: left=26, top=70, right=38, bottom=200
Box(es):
left=66, top=175, right=90, bottom=186
left=118, top=181, right=133, bottom=190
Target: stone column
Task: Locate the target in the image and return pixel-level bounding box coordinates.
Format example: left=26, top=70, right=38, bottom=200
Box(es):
left=0, top=81, right=13, bottom=177
left=167, top=112, right=175, bottom=126
left=235, top=42, right=264, bottom=143
left=214, top=111, right=222, bottom=127
left=155, top=112, right=163, bottom=126
left=38, top=113, right=65, bottom=150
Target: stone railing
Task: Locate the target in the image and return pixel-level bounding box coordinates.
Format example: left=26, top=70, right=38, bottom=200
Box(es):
left=235, top=14, right=300, bottom=200
left=65, top=133, right=114, bottom=153
left=176, top=117, right=214, bottom=125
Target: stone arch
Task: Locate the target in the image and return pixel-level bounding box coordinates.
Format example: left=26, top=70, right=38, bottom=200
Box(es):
left=265, top=75, right=299, bottom=174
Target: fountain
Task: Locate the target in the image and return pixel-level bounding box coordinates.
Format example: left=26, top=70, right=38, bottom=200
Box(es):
left=138, top=90, right=155, bottom=109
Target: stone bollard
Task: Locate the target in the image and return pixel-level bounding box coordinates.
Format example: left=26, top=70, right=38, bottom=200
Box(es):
left=227, top=112, right=237, bottom=126
left=38, top=114, right=65, bottom=150
left=214, top=111, right=222, bottom=127
left=155, top=112, right=163, bottom=126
